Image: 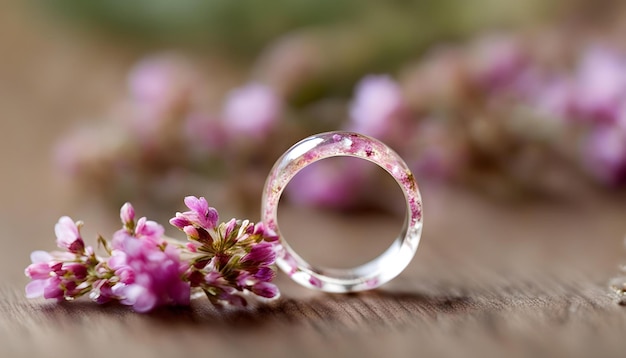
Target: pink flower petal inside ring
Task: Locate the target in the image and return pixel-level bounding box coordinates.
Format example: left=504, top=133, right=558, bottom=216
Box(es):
left=262, top=131, right=423, bottom=292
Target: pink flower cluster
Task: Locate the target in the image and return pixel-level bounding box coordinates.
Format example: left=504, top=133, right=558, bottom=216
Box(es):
left=24, top=197, right=280, bottom=312
left=170, top=196, right=280, bottom=306
left=475, top=42, right=626, bottom=185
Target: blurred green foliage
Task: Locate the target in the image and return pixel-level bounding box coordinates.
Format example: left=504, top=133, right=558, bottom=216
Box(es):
left=41, top=0, right=553, bottom=55
left=42, top=0, right=360, bottom=52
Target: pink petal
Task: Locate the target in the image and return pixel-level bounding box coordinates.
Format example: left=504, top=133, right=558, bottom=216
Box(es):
left=169, top=214, right=191, bottom=229
left=30, top=250, right=52, bottom=264
left=135, top=217, right=164, bottom=240
left=184, top=196, right=207, bottom=213
left=43, top=277, right=63, bottom=299
left=133, top=292, right=158, bottom=313
left=25, top=280, right=46, bottom=298
left=25, top=262, right=51, bottom=280
left=54, top=216, right=78, bottom=243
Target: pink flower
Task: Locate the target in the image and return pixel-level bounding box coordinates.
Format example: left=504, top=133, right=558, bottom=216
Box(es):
left=170, top=196, right=219, bottom=230
left=573, top=46, right=626, bottom=123
left=349, top=75, right=407, bottom=139
left=113, top=203, right=164, bottom=249
left=54, top=216, right=84, bottom=254
left=25, top=251, right=54, bottom=299
left=222, top=83, right=282, bottom=140
left=108, top=233, right=190, bottom=313
left=127, top=55, right=193, bottom=106
left=470, top=35, right=529, bottom=91
left=24, top=250, right=88, bottom=300
left=97, top=202, right=190, bottom=311
left=135, top=217, right=164, bottom=241
left=252, top=222, right=278, bottom=242
left=25, top=251, right=53, bottom=278
left=27, top=199, right=280, bottom=311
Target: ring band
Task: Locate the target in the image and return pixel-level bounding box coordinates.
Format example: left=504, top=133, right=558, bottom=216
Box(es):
left=262, top=131, right=423, bottom=292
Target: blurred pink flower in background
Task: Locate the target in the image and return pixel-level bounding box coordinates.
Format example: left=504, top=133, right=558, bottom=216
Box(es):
left=470, top=35, right=529, bottom=92
left=583, top=125, right=626, bottom=185
left=222, top=83, right=283, bottom=141
left=125, top=55, right=198, bottom=150
left=573, top=46, right=626, bottom=124
left=529, top=75, right=576, bottom=121
left=128, top=54, right=194, bottom=108
left=50, top=32, right=626, bottom=210
left=53, top=124, right=129, bottom=177
left=348, top=75, right=408, bottom=139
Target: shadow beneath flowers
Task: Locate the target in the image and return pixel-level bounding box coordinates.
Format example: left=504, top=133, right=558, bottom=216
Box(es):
left=146, top=289, right=475, bottom=331
left=34, top=289, right=475, bottom=332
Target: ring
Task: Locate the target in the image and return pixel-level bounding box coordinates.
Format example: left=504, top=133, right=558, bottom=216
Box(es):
left=262, top=131, right=423, bottom=292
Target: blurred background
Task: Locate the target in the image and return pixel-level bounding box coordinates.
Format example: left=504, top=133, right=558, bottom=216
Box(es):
left=4, top=0, right=626, bottom=284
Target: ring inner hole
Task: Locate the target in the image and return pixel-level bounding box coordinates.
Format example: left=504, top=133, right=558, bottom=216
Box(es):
left=278, top=156, right=405, bottom=270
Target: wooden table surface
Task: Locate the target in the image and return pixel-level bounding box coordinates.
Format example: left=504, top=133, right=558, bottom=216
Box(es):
left=3, top=2, right=626, bottom=357
left=3, top=186, right=626, bottom=358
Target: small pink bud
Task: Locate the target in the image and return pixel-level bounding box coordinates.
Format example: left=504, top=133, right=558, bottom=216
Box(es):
left=183, top=226, right=199, bottom=240
left=251, top=282, right=279, bottom=299
left=224, top=219, right=237, bottom=238
left=24, top=262, right=51, bottom=280
left=169, top=213, right=191, bottom=230
left=241, top=242, right=276, bottom=266
left=254, top=266, right=275, bottom=282
left=120, top=203, right=135, bottom=226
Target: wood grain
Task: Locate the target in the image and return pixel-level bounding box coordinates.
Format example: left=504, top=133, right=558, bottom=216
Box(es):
left=3, top=187, right=626, bottom=358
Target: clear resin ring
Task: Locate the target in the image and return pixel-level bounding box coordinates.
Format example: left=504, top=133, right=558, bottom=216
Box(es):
left=262, top=131, right=423, bottom=293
